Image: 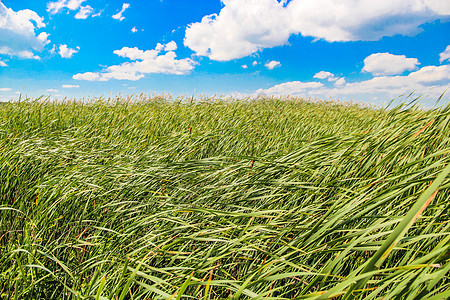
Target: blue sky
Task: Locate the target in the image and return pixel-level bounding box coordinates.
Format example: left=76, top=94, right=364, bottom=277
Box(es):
left=0, top=0, right=449, bottom=106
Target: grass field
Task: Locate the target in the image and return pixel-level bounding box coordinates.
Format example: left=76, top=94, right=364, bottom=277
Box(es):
left=0, top=95, right=449, bottom=299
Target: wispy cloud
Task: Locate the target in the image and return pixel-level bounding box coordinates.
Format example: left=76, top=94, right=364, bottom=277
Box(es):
left=47, top=0, right=96, bottom=19
left=0, top=47, right=41, bottom=60
left=439, top=45, right=450, bottom=63
left=48, top=0, right=83, bottom=14
left=112, top=3, right=130, bottom=21
left=75, top=5, right=94, bottom=19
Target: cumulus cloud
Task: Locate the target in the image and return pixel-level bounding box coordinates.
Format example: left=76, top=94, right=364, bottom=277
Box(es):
left=62, top=84, right=79, bottom=88
left=440, top=45, right=450, bottom=63
left=0, top=60, right=7, bottom=67
left=313, top=71, right=348, bottom=86
left=112, top=3, right=130, bottom=21
left=407, top=65, right=450, bottom=83
left=131, top=26, right=137, bottom=33
left=0, top=2, right=49, bottom=59
left=0, top=88, right=12, bottom=91
left=257, top=65, right=450, bottom=100
left=265, top=60, right=281, bottom=70
left=334, top=77, right=346, bottom=86
left=58, top=44, right=79, bottom=58
left=317, top=67, right=450, bottom=98
left=37, top=32, right=51, bottom=46
left=73, top=41, right=197, bottom=81
left=184, top=0, right=291, bottom=61
left=313, top=71, right=338, bottom=81
left=73, top=72, right=102, bottom=81
left=241, top=64, right=248, bottom=69
left=184, top=0, right=450, bottom=61
left=164, top=41, right=177, bottom=51
left=252, top=61, right=258, bottom=67
left=363, top=53, right=420, bottom=76
left=46, top=89, right=59, bottom=92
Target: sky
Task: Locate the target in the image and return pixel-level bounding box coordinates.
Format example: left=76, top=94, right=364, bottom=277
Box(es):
left=0, top=0, right=449, bottom=106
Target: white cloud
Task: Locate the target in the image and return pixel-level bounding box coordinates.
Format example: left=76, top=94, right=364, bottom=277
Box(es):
left=47, top=0, right=85, bottom=14
left=49, top=44, right=57, bottom=54
left=75, top=5, right=94, bottom=19
left=408, top=65, right=450, bottom=83
left=0, top=60, right=7, bottom=67
left=46, top=89, right=59, bottom=92
left=335, top=77, right=346, bottom=86
left=48, top=1, right=96, bottom=19
left=0, top=88, right=12, bottom=92
left=0, top=2, right=49, bottom=59
left=313, top=71, right=348, bottom=86
left=164, top=41, right=177, bottom=51
left=257, top=81, right=324, bottom=95
left=17, top=50, right=41, bottom=59
left=363, top=53, right=420, bottom=76
left=184, top=0, right=450, bottom=61
left=62, top=84, right=79, bottom=88
left=241, top=64, right=248, bottom=69
left=265, top=60, right=281, bottom=70
left=73, top=72, right=102, bottom=81
left=73, top=41, right=197, bottom=81
left=112, top=3, right=130, bottom=21
left=37, top=32, right=51, bottom=46
left=0, top=47, right=40, bottom=59
left=131, top=26, right=137, bottom=33
left=257, top=65, right=450, bottom=100
left=313, top=71, right=338, bottom=81
left=287, top=0, right=449, bottom=42
left=439, top=45, right=450, bottom=63
left=317, top=69, right=449, bottom=99
left=313, top=71, right=333, bottom=80
left=184, top=0, right=291, bottom=61
left=58, top=44, right=79, bottom=58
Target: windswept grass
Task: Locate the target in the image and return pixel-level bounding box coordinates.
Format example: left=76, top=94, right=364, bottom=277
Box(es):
left=0, top=95, right=449, bottom=299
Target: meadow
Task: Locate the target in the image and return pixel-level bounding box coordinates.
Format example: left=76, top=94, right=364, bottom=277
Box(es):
left=0, top=95, right=449, bottom=299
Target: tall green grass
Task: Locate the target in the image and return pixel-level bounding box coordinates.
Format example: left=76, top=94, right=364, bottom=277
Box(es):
left=0, top=95, right=449, bottom=299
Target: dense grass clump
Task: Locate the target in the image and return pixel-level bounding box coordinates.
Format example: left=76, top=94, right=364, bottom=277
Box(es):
left=0, top=95, right=449, bottom=299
